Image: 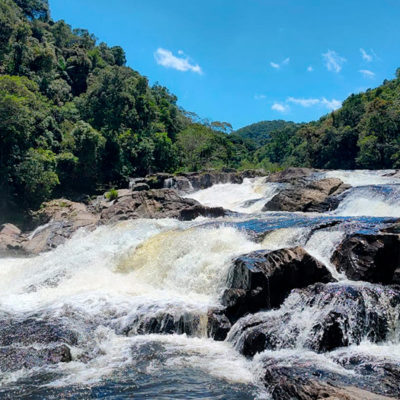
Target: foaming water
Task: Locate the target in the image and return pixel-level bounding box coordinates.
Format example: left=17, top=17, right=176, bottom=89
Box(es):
left=304, top=230, right=346, bottom=280
left=323, top=169, right=400, bottom=186
left=0, top=220, right=262, bottom=314
left=186, top=177, right=279, bottom=213
left=261, top=227, right=309, bottom=250
left=0, top=328, right=267, bottom=399
left=0, top=219, right=266, bottom=397
left=334, top=185, right=400, bottom=217
left=228, top=282, right=400, bottom=353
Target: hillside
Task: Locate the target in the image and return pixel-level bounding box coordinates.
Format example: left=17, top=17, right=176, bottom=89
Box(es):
left=234, top=120, right=296, bottom=145
left=0, top=0, right=253, bottom=217
left=252, top=73, right=400, bottom=170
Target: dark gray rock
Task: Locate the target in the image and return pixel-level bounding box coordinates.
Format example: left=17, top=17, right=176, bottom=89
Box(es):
left=100, top=188, right=226, bottom=223
left=331, top=233, right=400, bottom=284
left=0, top=317, right=78, bottom=346
left=131, top=183, right=150, bottom=192
left=118, top=311, right=204, bottom=336
left=228, top=283, right=399, bottom=357
left=263, top=177, right=350, bottom=213
left=0, top=345, right=72, bottom=372
left=262, top=361, right=394, bottom=400
left=207, top=309, right=232, bottom=341
left=266, top=167, right=319, bottom=184
left=222, top=247, right=333, bottom=323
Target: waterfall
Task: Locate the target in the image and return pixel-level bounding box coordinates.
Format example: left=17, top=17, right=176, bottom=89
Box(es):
left=185, top=177, right=280, bottom=213
left=1, top=170, right=400, bottom=398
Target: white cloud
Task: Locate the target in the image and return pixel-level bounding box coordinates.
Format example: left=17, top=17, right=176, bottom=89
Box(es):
left=360, top=48, right=373, bottom=62
left=284, top=96, right=341, bottom=111
left=254, top=94, right=267, bottom=100
left=270, top=57, right=290, bottom=69
left=307, top=65, right=314, bottom=72
left=271, top=102, right=289, bottom=112
left=359, top=69, right=375, bottom=78
left=321, top=98, right=342, bottom=110
left=322, top=50, right=346, bottom=73
left=178, top=49, right=184, bottom=55
left=287, top=97, right=320, bottom=107
left=154, top=48, right=202, bottom=74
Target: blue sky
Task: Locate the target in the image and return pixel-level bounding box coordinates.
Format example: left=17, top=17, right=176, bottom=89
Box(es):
left=50, top=0, right=400, bottom=129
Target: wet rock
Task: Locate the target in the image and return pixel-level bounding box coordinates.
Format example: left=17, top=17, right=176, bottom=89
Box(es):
left=0, top=223, right=25, bottom=256
left=263, top=177, right=350, bottom=213
left=120, top=312, right=204, bottom=336
left=263, top=362, right=394, bottom=400
left=266, top=167, right=319, bottom=184
left=228, top=311, right=292, bottom=356
left=309, top=309, right=350, bottom=352
left=189, top=172, right=243, bottom=190
left=146, top=173, right=173, bottom=189
left=0, top=345, right=72, bottom=372
left=207, top=309, right=232, bottom=341
left=131, top=183, right=150, bottom=192
left=0, top=317, right=78, bottom=346
left=332, top=352, right=400, bottom=399
left=144, top=170, right=266, bottom=193
left=228, top=283, right=399, bottom=357
left=222, top=247, right=333, bottom=323
left=301, top=284, right=396, bottom=348
left=100, top=189, right=226, bottom=223
left=30, top=199, right=99, bottom=229
left=19, top=199, right=99, bottom=255
left=331, top=233, right=400, bottom=284
left=381, top=219, right=400, bottom=234
left=0, top=197, right=105, bottom=255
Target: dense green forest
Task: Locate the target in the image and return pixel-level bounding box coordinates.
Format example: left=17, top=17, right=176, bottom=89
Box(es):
left=248, top=73, right=400, bottom=170
left=0, top=0, right=254, bottom=215
left=1, top=0, right=400, bottom=219
left=235, top=120, right=296, bottom=146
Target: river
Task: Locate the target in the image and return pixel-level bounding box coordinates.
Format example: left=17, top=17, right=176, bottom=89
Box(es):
left=0, top=170, right=399, bottom=399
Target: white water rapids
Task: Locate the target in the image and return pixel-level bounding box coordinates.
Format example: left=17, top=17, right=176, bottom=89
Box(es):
left=1, top=170, right=400, bottom=398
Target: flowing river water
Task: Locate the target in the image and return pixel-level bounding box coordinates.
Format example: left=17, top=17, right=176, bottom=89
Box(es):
left=0, top=170, right=400, bottom=399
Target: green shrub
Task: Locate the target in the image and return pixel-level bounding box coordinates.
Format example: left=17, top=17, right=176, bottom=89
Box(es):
left=105, top=188, right=118, bottom=201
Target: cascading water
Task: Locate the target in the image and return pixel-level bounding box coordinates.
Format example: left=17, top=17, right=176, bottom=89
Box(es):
left=1, top=170, right=400, bottom=398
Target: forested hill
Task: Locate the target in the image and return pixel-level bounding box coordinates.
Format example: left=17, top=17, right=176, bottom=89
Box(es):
left=252, top=72, right=400, bottom=170
left=0, top=0, right=254, bottom=215
left=235, top=120, right=296, bottom=145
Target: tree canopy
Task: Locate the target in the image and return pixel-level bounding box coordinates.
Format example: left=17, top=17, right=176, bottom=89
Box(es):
left=0, top=0, right=254, bottom=219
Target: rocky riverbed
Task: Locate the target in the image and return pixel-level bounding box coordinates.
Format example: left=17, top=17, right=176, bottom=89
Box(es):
left=1, top=168, right=400, bottom=399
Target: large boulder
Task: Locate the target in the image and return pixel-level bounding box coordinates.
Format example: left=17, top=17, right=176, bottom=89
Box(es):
left=266, top=167, right=319, bottom=184
left=262, top=360, right=396, bottom=400
left=0, top=316, right=76, bottom=372
left=0, top=200, right=99, bottom=256
left=221, top=247, right=333, bottom=322
left=100, top=188, right=225, bottom=223
left=21, top=199, right=99, bottom=255
left=0, top=345, right=72, bottom=372
left=228, top=283, right=399, bottom=357
left=0, top=317, right=78, bottom=346
left=331, top=233, right=400, bottom=284
left=263, top=177, right=350, bottom=213
left=207, top=309, right=232, bottom=341
left=0, top=224, right=24, bottom=256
